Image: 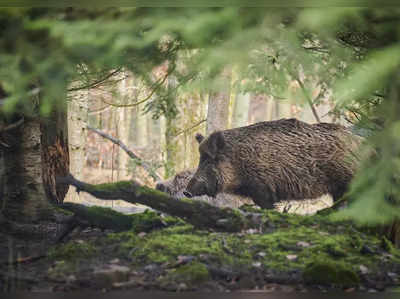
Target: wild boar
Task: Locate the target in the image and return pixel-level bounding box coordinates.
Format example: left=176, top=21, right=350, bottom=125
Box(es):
left=184, top=118, right=361, bottom=209
left=155, top=169, right=252, bottom=208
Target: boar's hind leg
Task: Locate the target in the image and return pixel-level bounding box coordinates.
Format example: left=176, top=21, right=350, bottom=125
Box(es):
left=244, top=187, right=276, bottom=209
left=330, top=181, right=349, bottom=202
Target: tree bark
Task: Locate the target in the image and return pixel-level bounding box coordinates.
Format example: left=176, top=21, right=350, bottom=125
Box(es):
left=0, top=95, right=69, bottom=224
left=232, top=92, right=250, bottom=128
left=206, top=69, right=231, bottom=134
left=117, top=74, right=134, bottom=180
left=65, top=88, right=88, bottom=202
left=164, top=76, right=179, bottom=178
left=41, top=102, right=70, bottom=204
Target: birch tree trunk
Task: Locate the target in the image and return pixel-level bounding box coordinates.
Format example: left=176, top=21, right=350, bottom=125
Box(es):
left=65, top=89, right=88, bottom=202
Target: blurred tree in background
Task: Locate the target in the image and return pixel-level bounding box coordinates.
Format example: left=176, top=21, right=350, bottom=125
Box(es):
left=0, top=7, right=399, bottom=235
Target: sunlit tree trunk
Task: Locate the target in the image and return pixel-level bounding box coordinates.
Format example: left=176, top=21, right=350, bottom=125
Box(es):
left=265, top=96, right=275, bottom=121
left=232, top=92, right=250, bottom=128
left=275, top=100, right=292, bottom=119
left=148, top=110, right=161, bottom=165
left=206, top=69, right=231, bottom=135
left=116, top=75, right=133, bottom=180
left=164, top=76, right=178, bottom=178
left=65, top=88, right=88, bottom=202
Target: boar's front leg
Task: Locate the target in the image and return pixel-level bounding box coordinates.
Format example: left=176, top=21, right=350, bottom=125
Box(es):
left=237, top=184, right=276, bottom=209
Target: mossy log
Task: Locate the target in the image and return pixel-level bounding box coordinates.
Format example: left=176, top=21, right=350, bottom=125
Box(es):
left=60, top=202, right=135, bottom=232
left=58, top=175, right=256, bottom=232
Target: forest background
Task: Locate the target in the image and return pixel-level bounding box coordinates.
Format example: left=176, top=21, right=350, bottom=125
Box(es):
left=1, top=6, right=400, bottom=226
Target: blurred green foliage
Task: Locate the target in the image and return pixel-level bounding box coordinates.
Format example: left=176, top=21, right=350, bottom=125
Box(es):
left=0, top=7, right=400, bottom=224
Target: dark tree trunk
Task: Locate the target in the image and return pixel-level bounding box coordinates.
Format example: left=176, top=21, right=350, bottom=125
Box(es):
left=0, top=95, right=69, bottom=227
left=41, top=103, right=70, bottom=204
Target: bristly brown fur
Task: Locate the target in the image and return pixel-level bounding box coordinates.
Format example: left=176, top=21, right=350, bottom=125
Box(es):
left=187, top=118, right=362, bottom=209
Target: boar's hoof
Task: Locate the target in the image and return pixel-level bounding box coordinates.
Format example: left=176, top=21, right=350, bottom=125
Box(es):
left=183, top=191, right=193, bottom=198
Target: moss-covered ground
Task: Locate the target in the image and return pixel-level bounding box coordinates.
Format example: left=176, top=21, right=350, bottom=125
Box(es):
left=1, top=208, right=400, bottom=292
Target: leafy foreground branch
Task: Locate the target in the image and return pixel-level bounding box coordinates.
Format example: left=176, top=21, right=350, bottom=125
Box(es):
left=58, top=175, right=257, bottom=232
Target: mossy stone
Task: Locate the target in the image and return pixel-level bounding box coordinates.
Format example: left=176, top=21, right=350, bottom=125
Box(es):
left=48, top=241, right=97, bottom=261
left=303, top=260, right=360, bottom=287
left=163, top=261, right=210, bottom=286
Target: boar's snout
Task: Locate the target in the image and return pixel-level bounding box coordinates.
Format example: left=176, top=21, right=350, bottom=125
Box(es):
left=185, top=176, right=217, bottom=198
left=156, top=182, right=168, bottom=194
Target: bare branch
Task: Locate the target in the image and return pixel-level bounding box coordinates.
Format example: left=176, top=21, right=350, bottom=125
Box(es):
left=173, top=119, right=206, bottom=137
left=0, top=117, right=24, bottom=133
left=67, top=67, right=123, bottom=92
left=296, top=79, right=321, bottom=123
left=100, top=68, right=171, bottom=108
left=87, top=126, right=162, bottom=181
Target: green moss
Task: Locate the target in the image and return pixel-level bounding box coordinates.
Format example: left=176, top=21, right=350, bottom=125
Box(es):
left=53, top=205, right=74, bottom=216
left=161, top=261, right=210, bottom=286
left=48, top=241, right=97, bottom=261
left=323, top=239, right=347, bottom=257
left=47, top=260, right=75, bottom=281
left=303, top=260, right=360, bottom=287
left=86, top=206, right=134, bottom=231
left=102, top=207, right=400, bottom=288
left=382, top=236, right=396, bottom=254
left=94, top=180, right=136, bottom=192
left=130, top=210, right=183, bottom=233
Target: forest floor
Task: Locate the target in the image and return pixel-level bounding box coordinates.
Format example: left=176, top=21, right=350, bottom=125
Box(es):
left=1, top=206, right=400, bottom=293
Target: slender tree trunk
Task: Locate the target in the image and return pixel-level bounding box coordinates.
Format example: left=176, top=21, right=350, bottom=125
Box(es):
left=164, top=76, right=178, bottom=178
left=117, top=75, right=133, bottom=180
left=65, top=88, right=88, bottom=202
left=232, top=92, right=250, bottom=128
left=265, top=96, right=275, bottom=121
left=206, top=69, right=231, bottom=135
left=276, top=100, right=292, bottom=119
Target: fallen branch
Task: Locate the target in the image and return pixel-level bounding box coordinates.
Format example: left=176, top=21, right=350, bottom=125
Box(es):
left=58, top=174, right=254, bottom=232
left=87, top=126, right=161, bottom=181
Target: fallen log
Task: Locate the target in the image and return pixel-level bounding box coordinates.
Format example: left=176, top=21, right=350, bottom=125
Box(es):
left=58, top=174, right=255, bottom=232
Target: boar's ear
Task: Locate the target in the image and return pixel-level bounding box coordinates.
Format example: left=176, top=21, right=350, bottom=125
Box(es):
left=195, top=133, right=205, bottom=144
left=206, top=131, right=225, bottom=159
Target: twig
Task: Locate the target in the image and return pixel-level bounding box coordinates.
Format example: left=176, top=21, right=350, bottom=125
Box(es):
left=173, top=119, right=206, bottom=137
left=302, top=46, right=330, bottom=53
left=295, top=79, right=321, bottom=123
left=67, top=68, right=123, bottom=92
left=100, top=68, right=171, bottom=108
left=87, top=126, right=161, bottom=181
left=0, top=117, right=24, bottom=133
